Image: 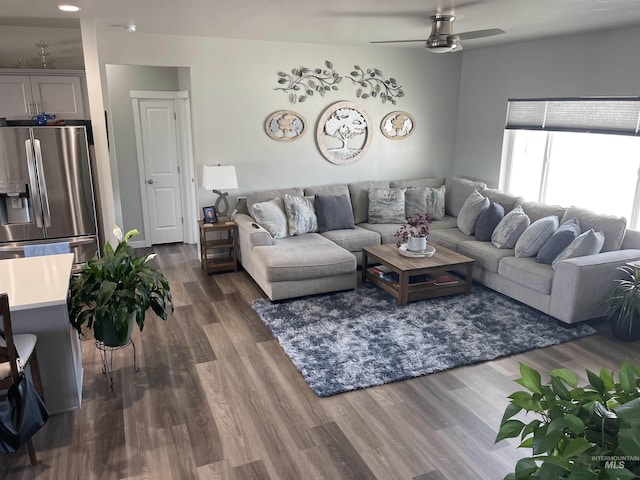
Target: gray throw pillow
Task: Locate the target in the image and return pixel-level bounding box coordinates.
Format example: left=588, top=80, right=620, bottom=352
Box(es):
left=284, top=194, right=318, bottom=236
left=491, top=205, right=531, bottom=249
left=315, top=194, right=356, bottom=232
left=251, top=197, right=288, bottom=239
left=368, top=187, right=406, bottom=223
left=474, top=202, right=504, bottom=242
left=457, top=191, right=490, bottom=236
left=552, top=229, right=605, bottom=270
left=536, top=218, right=581, bottom=264
left=514, top=215, right=559, bottom=258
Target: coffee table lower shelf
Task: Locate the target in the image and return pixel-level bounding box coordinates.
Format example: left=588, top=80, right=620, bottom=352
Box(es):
left=366, top=268, right=469, bottom=304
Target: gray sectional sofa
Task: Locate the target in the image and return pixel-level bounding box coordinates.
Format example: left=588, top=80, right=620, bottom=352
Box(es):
left=234, top=176, right=640, bottom=324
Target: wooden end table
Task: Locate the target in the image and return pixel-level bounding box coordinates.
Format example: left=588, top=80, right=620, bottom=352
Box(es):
left=362, top=243, right=474, bottom=306
left=199, top=220, right=238, bottom=275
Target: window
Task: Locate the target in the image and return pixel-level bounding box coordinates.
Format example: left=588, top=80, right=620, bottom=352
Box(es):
left=501, top=98, right=640, bottom=228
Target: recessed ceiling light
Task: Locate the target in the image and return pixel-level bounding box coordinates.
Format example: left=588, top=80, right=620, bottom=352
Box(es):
left=125, top=24, right=136, bottom=32
left=58, top=4, right=81, bottom=12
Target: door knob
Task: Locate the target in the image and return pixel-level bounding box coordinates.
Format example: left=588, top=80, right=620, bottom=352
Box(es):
left=147, top=179, right=154, bottom=184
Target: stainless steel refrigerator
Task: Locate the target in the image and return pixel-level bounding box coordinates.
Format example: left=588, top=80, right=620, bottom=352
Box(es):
left=0, top=126, right=99, bottom=263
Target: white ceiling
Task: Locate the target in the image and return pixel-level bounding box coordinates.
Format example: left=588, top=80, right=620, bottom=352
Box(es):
left=1, top=0, right=640, bottom=69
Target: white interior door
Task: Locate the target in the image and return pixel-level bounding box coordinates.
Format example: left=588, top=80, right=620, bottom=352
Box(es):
left=137, top=98, right=184, bottom=244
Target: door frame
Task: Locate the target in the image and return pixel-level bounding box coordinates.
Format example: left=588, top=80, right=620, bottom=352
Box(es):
left=130, top=90, right=197, bottom=247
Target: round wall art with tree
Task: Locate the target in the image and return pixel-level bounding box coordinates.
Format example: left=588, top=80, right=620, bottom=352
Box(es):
left=316, top=101, right=372, bottom=165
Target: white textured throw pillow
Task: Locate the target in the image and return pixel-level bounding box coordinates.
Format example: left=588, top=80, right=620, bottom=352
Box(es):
left=514, top=215, right=559, bottom=258
left=368, top=187, right=406, bottom=223
left=491, top=205, right=531, bottom=249
left=457, top=190, right=490, bottom=236
left=284, top=194, right=317, bottom=236
left=552, top=229, right=605, bottom=270
left=251, top=197, right=288, bottom=239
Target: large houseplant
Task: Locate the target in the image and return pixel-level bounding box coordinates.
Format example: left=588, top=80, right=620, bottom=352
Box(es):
left=496, top=360, right=640, bottom=479
left=68, top=226, right=173, bottom=346
left=603, top=265, right=640, bottom=342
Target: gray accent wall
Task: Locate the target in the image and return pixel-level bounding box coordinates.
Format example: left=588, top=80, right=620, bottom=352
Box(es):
left=96, top=33, right=462, bottom=239
left=105, top=64, right=181, bottom=240
left=454, top=25, right=640, bottom=188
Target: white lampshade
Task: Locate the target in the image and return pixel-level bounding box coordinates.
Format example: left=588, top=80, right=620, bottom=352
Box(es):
left=202, top=165, right=238, bottom=190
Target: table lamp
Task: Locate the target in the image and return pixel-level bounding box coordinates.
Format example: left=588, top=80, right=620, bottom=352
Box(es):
left=202, top=164, right=238, bottom=217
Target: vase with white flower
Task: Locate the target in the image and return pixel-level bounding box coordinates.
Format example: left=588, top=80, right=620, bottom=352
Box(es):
left=395, top=214, right=432, bottom=252
left=68, top=225, right=174, bottom=347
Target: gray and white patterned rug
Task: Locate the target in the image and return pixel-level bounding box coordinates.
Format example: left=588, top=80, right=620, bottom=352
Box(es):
left=251, top=284, right=597, bottom=397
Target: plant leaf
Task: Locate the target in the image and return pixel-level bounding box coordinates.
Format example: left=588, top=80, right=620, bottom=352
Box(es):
left=620, top=359, right=637, bottom=394
left=533, top=428, right=562, bottom=455
left=517, top=363, right=543, bottom=394
left=618, top=427, right=640, bottom=456
left=614, top=397, right=640, bottom=423
left=566, top=467, right=599, bottom=480
left=561, top=438, right=592, bottom=458
left=501, top=402, right=523, bottom=424
left=515, top=457, right=538, bottom=477
left=550, top=368, right=579, bottom=388
left=496, top=419, right=526, bottom=443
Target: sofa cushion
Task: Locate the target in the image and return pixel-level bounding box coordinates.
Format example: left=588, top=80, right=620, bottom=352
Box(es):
left=368, top=187, right=406, bottom=223
left=391, top=178, right=445, bottom=189
left=320, top=225, right=381, bottom=251
left=480, top=189, right=525, bottom=214
left=253, top=234, right=356, bottom=283
left=304, top=184, right=350, bottom=198
left=348, top=180, right=389, bottom=224
left=445, top=177, right=487, bottom=217
left=519, top=200, right=566, bottom=224
left=491, top=205, right=530, bottom=249
left=498, top=257, right=554, bottom=295
left=514, top=215, right=559, bottom=258
left=474, top=202, right=504, bottom=241
left=428, top=228, right=473, bottom=251
left=457, top=240, right=515, bottom=273
left=284, top=194, right=318, bottom=236
left=251, top=198, right=288, bottom=239
left=247, top=188, right=304, bottom=217
left=359, top=222, right=402, bottom=245
left=457, top=191, right=490, bottom=236
left=536, top=218, right=580, bottom=264
left=315, top=194, right=355, bottom=232
left=560, top=206, right=626, bottom=252
left=552, top=229, right=605, bottom=270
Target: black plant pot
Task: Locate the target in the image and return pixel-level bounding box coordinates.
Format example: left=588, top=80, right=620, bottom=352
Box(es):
left=610, top=316, right=640, bottom=342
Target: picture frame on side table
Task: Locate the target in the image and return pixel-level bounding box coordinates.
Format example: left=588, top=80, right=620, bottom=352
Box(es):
left=203, top=206, right=218, bottom=224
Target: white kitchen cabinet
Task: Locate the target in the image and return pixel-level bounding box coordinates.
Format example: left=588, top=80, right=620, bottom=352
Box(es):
left=0, top=73, right=87, bottom=120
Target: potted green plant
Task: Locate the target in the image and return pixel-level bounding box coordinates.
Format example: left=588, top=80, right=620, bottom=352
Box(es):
left=603, top=265, right=640, bottom=342
left=68, top=225, right=174, bottom=347
left=496, top=360, right=640, bottom=480
left=395, top=214, right=432, bottom=251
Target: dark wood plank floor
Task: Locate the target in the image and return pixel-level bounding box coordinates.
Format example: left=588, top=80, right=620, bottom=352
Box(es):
left=2, top=243, right=638, bottom=479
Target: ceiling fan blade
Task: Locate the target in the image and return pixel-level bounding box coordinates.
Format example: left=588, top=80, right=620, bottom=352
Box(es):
left=370, top=39, right=427, bottom=44
left=456, top=28, right=505, bottom=40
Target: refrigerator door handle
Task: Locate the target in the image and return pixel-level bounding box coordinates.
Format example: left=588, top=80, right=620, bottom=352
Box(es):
left=33, top=139, right=52, bottom=228
left=25, top=139, right=44, bottom=229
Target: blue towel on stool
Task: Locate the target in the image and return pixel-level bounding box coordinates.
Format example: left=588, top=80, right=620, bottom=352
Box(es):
left=24, top=242, right=71, bottom=257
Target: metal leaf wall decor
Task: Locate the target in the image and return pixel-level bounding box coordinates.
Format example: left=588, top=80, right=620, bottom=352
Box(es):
left=274, top=61, right=405, bottom=104
left=346, top=65, right=404, bottom=105
left=274, top=60, right=342, bottom=104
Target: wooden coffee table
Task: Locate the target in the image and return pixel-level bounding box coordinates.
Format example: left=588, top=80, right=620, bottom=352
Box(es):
left=362, top=243, right=474, bottom=306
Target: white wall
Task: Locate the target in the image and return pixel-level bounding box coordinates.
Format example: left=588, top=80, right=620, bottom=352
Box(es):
left=92, top=31, right=462, bottom=238
left=454, top=25, right=640, bottom=187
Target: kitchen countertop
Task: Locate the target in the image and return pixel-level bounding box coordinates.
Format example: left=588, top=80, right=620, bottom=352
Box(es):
left=0, top=253, right=73, bottom=311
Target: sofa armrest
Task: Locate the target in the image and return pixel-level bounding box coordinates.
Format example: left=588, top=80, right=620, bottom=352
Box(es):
left=235, top=213, right=274, bottom=276
left=235, top=213, right=274, bottom=247
left=550, top=249, right=640, bottom=324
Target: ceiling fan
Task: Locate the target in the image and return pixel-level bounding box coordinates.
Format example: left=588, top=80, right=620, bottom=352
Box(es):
left=371, top=14, right=505, bottom=54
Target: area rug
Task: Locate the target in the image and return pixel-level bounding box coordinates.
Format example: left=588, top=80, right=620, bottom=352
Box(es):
left=251, top=284, right=597, bottom=397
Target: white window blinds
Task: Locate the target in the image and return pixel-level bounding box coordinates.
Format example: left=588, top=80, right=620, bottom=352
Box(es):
left=505, top=98, right=640, bottom=136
